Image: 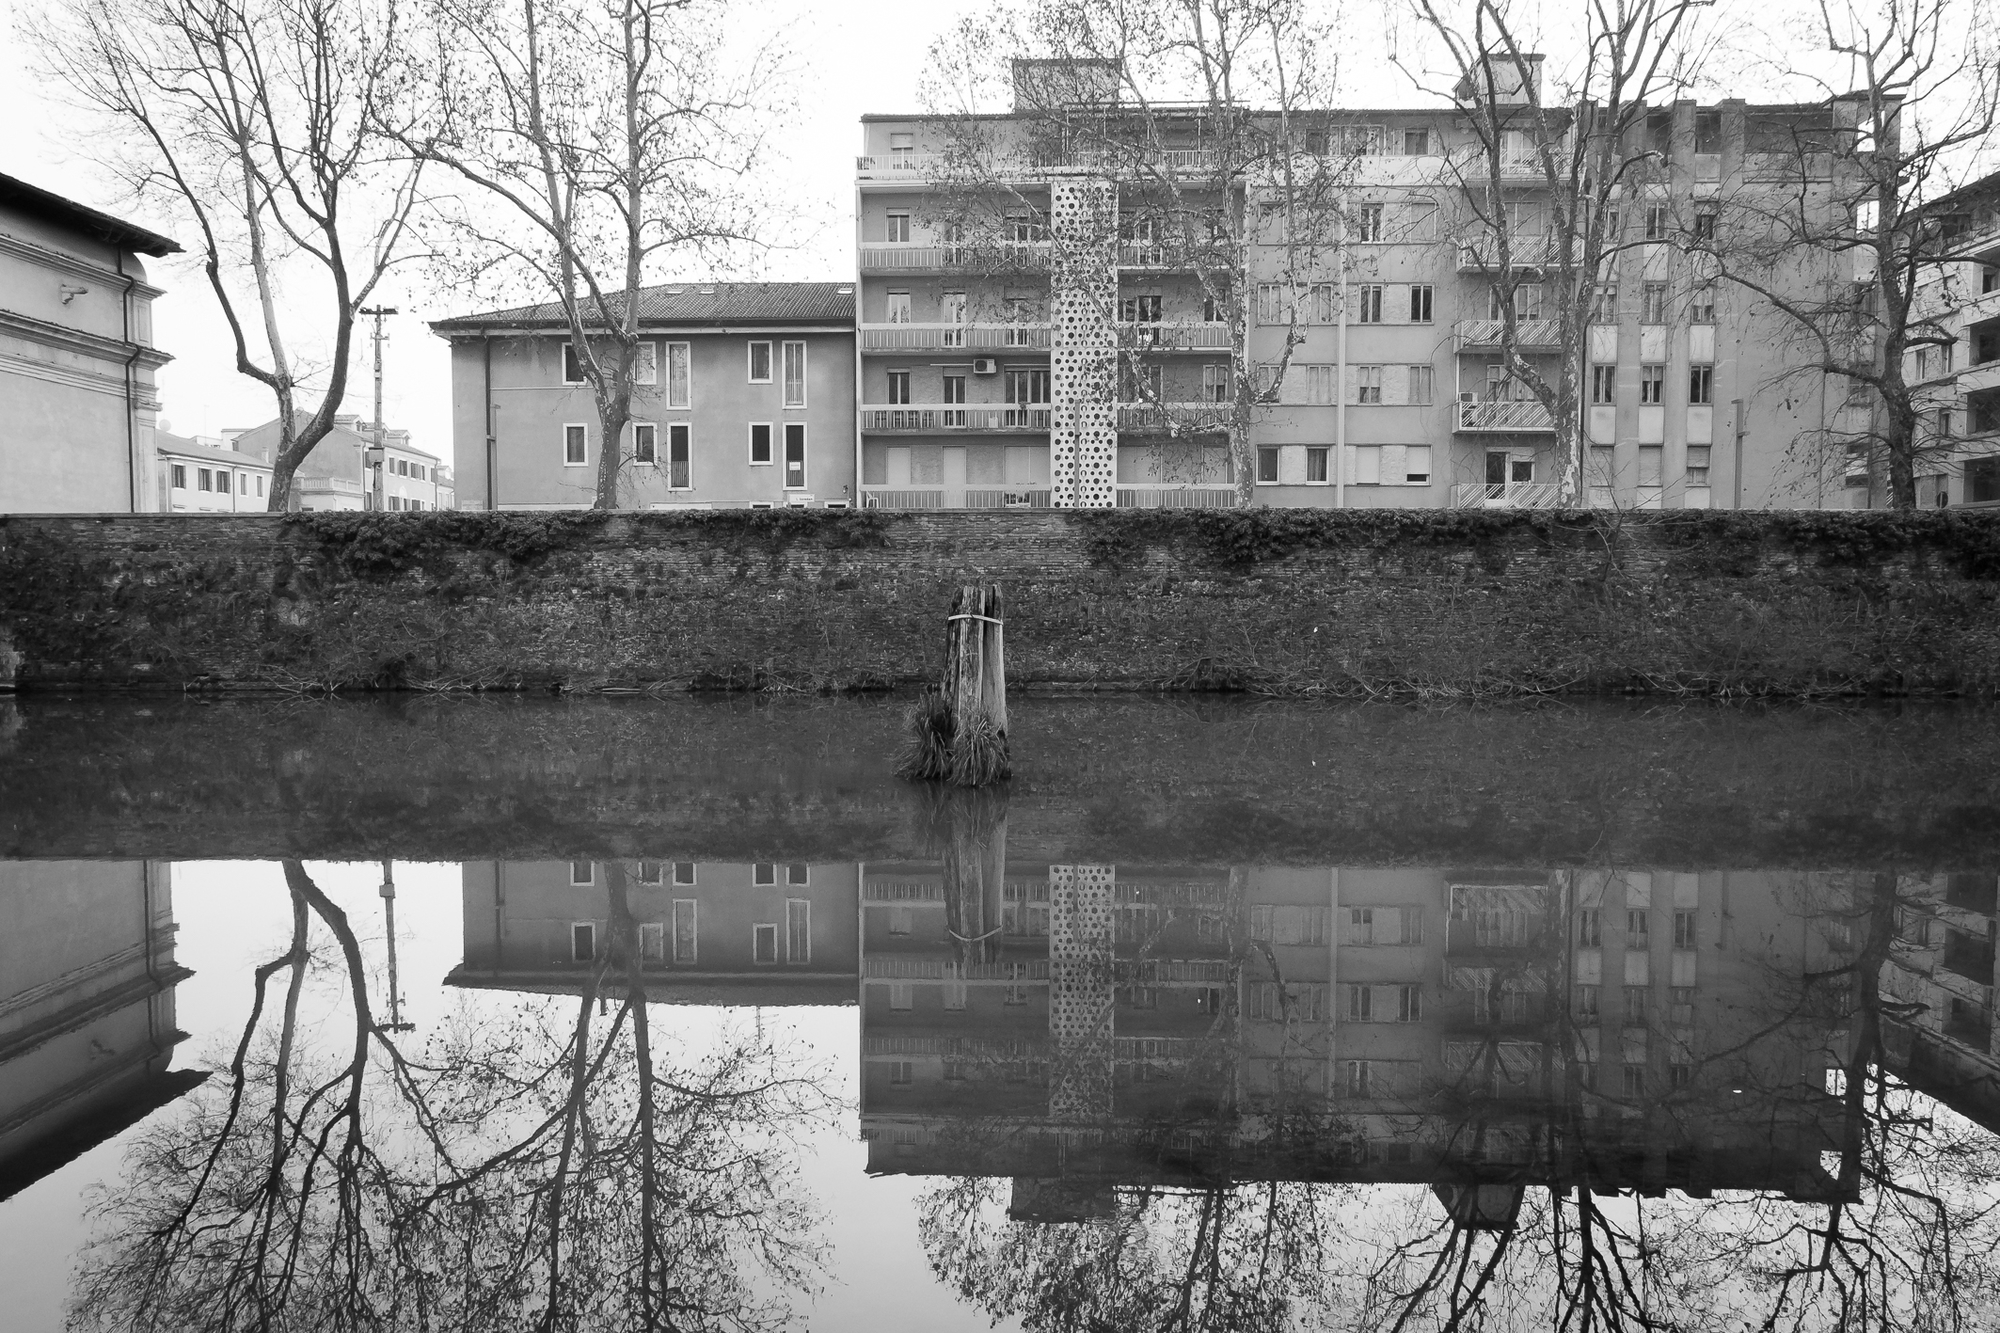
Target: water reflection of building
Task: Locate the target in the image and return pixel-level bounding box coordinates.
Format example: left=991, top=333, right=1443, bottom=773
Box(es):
left=0, top=861, right=202, bottom=1200
left=449, top=861, right=860, bottom=1005
left=858, top=863, right=1864, bottom=1214
left=1883, top=872, right=2000, bottom=1123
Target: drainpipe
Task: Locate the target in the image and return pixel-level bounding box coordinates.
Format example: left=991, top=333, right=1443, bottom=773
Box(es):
left=118, top=252, right=142, bottom=512
left=1731, top=396, right=1747, bottom=509
left=1335, top=214, right=1349, bottom=508
left=484, top=335, right=497, bottom=511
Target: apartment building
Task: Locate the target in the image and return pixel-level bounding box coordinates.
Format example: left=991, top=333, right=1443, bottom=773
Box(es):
left=1881, top=871, right=2000, bottom=1124
left=0, top=860, right=201, bottom=1201
left=1896, top=174, right=2000, bottom=508
left=857, top=860, right=1864, bottom=1210
left=450, top=860, right=860, bottom=1007
left=154, top=430, right=276, bottom=512
left=0, top=173, right=178, bottom=514
left=855, top=61, right=1854, bottom=510
left=432, top=284, right=857, bottom=511
left=226, top=412, right=445, bottom=512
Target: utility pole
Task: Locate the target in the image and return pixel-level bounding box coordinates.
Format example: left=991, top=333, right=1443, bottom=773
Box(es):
left=378, top=859, right=415, bottom=1034
left=359, top=305, right=397, bottom=511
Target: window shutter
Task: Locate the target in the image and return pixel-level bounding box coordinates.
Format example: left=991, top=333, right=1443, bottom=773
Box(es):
left=1384, top=364, right=1408, bottom=406
left=1354, top=445, right=1382, bottom=485
left=1343, top=363, right=1358, bottom=404
left=1381, top=444, right=1408, bottom=484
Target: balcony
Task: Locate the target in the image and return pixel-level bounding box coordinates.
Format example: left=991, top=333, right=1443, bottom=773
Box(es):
left=1115, top=402, right=1232, bottom=432
left=1452, top=482, right=1566, bottom=509
left=862, top=486, right=1052, bottom=510
left=1114, top=321, right=1231, bottom=351
left=858, top=242, right=1052, bottom=274
left=1455, top=318, right=1562, bottom=351
left=856, top=148, right=1225, bottom=184
left=1116, top=483, right=1236, bottom=508
left=860, top=323, right=1051, bottom=353
left=856, top=153, right=949, bottom=181
left=1456, top=236, right=1574, bottom=271
left=1456, top=399, right=1557, bottom=432
left=861, top=404, right=1051, bottom=433
left=1463, top=152, right=1549, bottom=184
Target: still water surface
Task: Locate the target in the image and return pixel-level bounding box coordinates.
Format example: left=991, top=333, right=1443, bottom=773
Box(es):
left=2, top=695, right=1999, bottom=1331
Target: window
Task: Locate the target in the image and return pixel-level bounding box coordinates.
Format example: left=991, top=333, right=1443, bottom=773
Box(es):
left=888, top=983, right=913, bottom=1011
left=255, top=475, right=264, bottom=497
left=1639, top=365, right=1664, bottom=404
left=1644, top=203, right=1669, bottom=240
left=1687, top=445, right=1711, bottom=485
left=752, top=863, right=777, bottom=886
left=1256, top=283, right=1289, bottom=324
left=1624, top=986, right=1648, bottom=1022
left=940, top=291, right=966, bottom=346
left=563, top=343, right=586, bottom=384
left=1257, top=447, right=1279, bottom=483
left=1691, top=285, right=1716, bottom=323
left=786, top=899, right=810, bottom=962
left=570, top=861, right=594, bottom=885
left=672, top=899, right=697, bottom=962
left=886, top=211, right=911, bottom=242
left=1347, top=985, right=1373, bottom=1020
left=1202, top=363, right=1229, bottom=403
left=1347, top=1060, right=1372, bottom=1097
left=1356, top=203, right=1384, bottom=242
left=1692, top=208, right=1716, bottom=241
left=1669, top=1064, right=1692, bottom=1090
left=1408, top=364, right=1434, bottom=405
left=640, top=921, right=665, bottom=962
left=887, top=1059, right=913, bottom=1085
left=1579, top=908, right=1602, bottom=946
left=753, top=923, right=778, bottom=964
left=887, top=904, right=913, bottom=936
left=571, top=922, right=596, bottom=961
left=1592, top=283, right=1619, bottom=324
left=1591, top=364, right=1616, bottom=405
left=1119, top=293, right=1162, bottom=324
left=238, top=472, right=249, bottom=494
left=748, top=341, right=773, bottom=382
left=1403, top=126, right=1430, bottom=155
left=1674, top=910, right=1697, bottom=949
left=1670, top=986, right=1696, bottom=1024
left=749, top=423, right=773, bottom=466
left=637, top=861, right=663, bottom=884
left=667, top=425, right=690, bottom=489
left=170, top=464, right=186, bottom=489
left=784, top=424, right=807, bottom=489
left=782, top=341, right=806, bottom=407
left=1356, top=365, right=1383, bottom=404
left=665, top=342, right=691, bottom=408
left=1306, top=446, right=1330, bottom=483
left=889, top=131, right=913, bottom=159
left=1641, top=282, right=1667, bottom=323
left=1305, top=364, right=1335, bottom=405
left=632, top=422, right=657, bottom=466
left=631, top=342, right=658, bottom=386
left=1575, top=984, right=1600, bottom=1018
left=1688, top=365, right=1713, bottom=405
left=1395, top=986, right=1422, bottom=1021
left=940, top=220, right=965, bottom=263
left=1489, top=283, right=1542, bottom=320
left=1409, top=284, right=1433, bottom=323
left=1628, top=909, right=1650, bottom=941
left=886, top=369, right=911, bottom=405
left=1622, top=1065, right=1646, bottom=1098
left=1354, top=284, right=1383, bottom=323
left=197, top=468, right=213, bottom=492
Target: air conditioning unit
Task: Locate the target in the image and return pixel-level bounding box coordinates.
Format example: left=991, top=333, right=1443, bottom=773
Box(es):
left=972, top=357, right=999, bottom=375
left=1459, top=391, right=1477, bottom=403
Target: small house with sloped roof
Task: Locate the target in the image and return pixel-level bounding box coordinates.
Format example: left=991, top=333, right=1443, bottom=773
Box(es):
left=431, top=282, right=856, bottom=510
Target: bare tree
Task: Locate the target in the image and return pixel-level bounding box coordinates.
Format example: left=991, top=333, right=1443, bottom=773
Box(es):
left=1701, top=0, right=1999, bottom=510
left=396, top=0, right=785, bottom=509
left=921, top=1, right=1352, bottom=507
left=34, top=0, right=424, bottom=511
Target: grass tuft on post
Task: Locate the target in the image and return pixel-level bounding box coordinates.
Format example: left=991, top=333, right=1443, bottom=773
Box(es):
left=895, top=583, right=1010, bottom=786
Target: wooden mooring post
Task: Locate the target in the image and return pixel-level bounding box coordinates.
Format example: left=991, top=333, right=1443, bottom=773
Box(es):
left=897, top=583, right=1010, bottom=786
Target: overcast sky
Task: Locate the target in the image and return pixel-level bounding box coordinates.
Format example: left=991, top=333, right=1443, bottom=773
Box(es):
left=0, top=0, right=1952, bottom=469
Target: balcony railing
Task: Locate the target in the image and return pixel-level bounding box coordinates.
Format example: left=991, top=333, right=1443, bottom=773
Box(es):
left=1455, top=318, right=1562, bottom=350
left=1456, top=236, right=1574, bottom=271
left=861, top=486, right=1054, bottom=510
left=859, top=242, right=1052, bottom=272
left=1116, top=483, right=1237, bottom=508
left=1116, top=402, right=1232, bottom=431
left=856, top=147, right=1225, bottom=181
left=1456, top=398, right=1557, bottom=431
left=1114, top=320, right=1231, bottom=350
left=861, top=404, right=1051, bottom=432
left=1463, top=152, right=1548, bottom=183
left=860, top=322, right=1051, bottom=352
left=1452, top=482, right=1566, bottom=509
left=856, top=153, right=948, bottom=179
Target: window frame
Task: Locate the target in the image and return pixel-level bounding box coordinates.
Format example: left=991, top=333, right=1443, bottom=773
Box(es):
left=1256, top=446, right=1280, bottom=484
left=170, top=464, right=187, bottom=490
left=1688, top=365, right=1714, bottom=406
left=1639, top=364, right=1665, bottom=405
left=666, top=422, right=692, bottom=490
left=748, top=421, right=774, bottom=466
left=631, top=341, right=658, bottom=387
left=1591, top=364, right=1617, bottom=405
left=1356, top=283, right=1384, bottom=323
left=571, top=921, right=597, bottom=962
left=786, top=898, right=811, bottom=963
left=562, top=343, right=587, bottom=385
left=781, top=340, right=807, bottom=408
left=748, top=340, right=773, bottom=383
left=664, top=341, right=692, bottom=409
left=631, top=421, right=658, bottom=467
left=783, top=422, right=808, bottom=490
left=671, top=899, right=697, bottom=963
left=563, top=423, right=589, bottom=468
left=753, top=922, right=779, bottom=965
left=1409, top=284, right=1434, bottom=324
left=569, top=861, right=595, bottom=885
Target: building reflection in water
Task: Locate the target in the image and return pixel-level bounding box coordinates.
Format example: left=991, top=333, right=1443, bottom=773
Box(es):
left=0, top=861, right=203, bottom=1201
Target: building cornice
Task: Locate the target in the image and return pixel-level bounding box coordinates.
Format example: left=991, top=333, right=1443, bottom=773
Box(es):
left=438, top=324, right=855, bottom=340
left=0, top=232, right=167, bottom=298
left=0, top=306, right=172, bottom=367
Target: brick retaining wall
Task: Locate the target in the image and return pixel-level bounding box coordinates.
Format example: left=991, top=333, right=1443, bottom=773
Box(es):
left=2, top=508, right=1999, bottom=695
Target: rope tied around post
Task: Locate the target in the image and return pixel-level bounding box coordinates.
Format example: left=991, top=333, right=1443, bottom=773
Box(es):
left=895, top=582, right=1011, bottom=787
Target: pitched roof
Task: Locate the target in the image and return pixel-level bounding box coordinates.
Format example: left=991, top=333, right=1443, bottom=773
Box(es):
left=155, top=431, right=273, bottom=468
left=0, top=173, right=181, bottom=257
left=430, top=281, right=855, bottom=334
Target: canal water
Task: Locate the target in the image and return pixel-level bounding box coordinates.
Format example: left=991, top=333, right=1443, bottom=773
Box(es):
left=2, top=695, right=1998, bottom=1330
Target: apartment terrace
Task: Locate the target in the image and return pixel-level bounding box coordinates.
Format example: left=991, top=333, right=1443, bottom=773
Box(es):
left=1455, top=318, right=1563, bottom=351
left=860, top=482, right=1233, bottom=510
left=858, top=322, right=1051, bottom=352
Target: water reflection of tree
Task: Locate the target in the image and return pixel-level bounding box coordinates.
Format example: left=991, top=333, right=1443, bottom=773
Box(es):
left=70, top=860, right=830, bottom=1332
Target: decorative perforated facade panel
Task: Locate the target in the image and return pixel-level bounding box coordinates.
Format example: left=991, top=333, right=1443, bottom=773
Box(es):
left=1047, top=863, right=1116, bottom=1120
left=1049, top=178, right=1119, bottom=508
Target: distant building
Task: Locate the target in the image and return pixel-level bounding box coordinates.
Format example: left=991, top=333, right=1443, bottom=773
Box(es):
left=449, top=860, right=860, bottom=1007
left=0, top=172, right=178, bottom=514
left=0, top=860, right=203, bottom=1202
left=154, top=430, right=275, bottom=512
left=226, top=413, right=447, bottom=512
left=430, top=283, right=858, bottom=511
